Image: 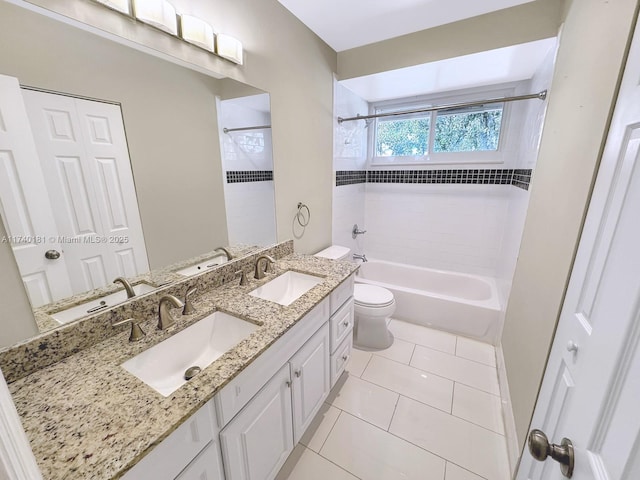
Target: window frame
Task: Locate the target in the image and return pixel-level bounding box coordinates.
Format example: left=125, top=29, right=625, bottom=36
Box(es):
left=369, top=86, right=515, bottom=166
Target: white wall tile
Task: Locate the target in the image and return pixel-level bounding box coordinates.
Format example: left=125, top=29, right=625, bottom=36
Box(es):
left=363, top=183, right=510, bottom=276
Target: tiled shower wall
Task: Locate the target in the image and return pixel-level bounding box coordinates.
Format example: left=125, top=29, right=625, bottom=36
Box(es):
left=332, top=81, right=368, bottom=254
left=218, top=94, right=277, bottom=246
left=332, top=42, right=555, bottom=284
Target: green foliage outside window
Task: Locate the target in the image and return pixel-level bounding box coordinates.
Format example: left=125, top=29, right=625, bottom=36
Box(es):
left=374, top=104, right=503, bottom=158
left=434, top=108, right=502, bottom=152
left=375, top=118, right=430, bottom=156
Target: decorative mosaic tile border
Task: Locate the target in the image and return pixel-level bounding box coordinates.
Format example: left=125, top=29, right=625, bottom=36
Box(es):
left=335, top=169, right=533, bottom=189
left=336, top=170, right=367, bottom=186
left=226, top=170, right=273, bottom=183
left=512, top=169, right=533, bottom=191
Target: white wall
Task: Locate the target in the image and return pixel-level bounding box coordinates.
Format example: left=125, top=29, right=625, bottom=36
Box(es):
left=331, top=81, right=368, bottom=253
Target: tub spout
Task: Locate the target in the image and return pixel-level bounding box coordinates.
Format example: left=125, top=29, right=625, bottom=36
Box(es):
left=353, top=253, right=368, bottom=263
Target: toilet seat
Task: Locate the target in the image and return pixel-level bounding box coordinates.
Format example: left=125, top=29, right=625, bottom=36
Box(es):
left=354, top=284, right=394, bottom=308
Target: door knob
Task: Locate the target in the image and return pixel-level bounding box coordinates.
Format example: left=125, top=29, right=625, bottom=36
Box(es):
left=528, top=429, right=574, bottom=478
left=45, top=250, right=61, bottom=260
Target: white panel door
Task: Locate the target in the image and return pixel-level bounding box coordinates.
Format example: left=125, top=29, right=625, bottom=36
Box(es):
left=290, top=323, right=330, bottom=444
left=0, top=75, right=72, bottom=306
left=517, top=17, right=640, bottom=480
left=22, top=89, right=148, bottom=293
left=220, top=364, right=293, bottom=480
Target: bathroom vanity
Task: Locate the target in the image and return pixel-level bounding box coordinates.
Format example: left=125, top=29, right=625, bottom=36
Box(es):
left=1, top=243, right=357, bottom=480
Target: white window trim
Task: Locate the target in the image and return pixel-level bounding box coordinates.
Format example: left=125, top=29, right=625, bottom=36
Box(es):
left=368, top=85, right=518, bottom=167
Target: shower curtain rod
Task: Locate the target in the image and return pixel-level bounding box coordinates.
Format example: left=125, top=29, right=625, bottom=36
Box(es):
left=337, top=90, right=547, bottom=124
left=223, top=125, right=272, bottom=133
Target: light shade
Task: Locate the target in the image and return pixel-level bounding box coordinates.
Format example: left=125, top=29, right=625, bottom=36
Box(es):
left=133, top=0, right=178, bottom=36
left=96, top=0, right=131, bottom=15
left=217, top=34, right=243, bottom=65
left=180, top=15, right=215, bottom=52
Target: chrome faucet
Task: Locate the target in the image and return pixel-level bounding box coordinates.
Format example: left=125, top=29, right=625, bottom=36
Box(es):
left=254, top=255, right=275, bottom=280
left=353, top=253, right=368, bottom=263
left=158, top=295, right=184, bottom=330
left=113, top=277, right=136, bottom=298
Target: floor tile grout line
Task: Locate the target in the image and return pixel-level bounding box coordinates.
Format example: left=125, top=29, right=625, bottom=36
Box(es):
left=449, top=383, right=506, bottom=436
left=302, top=445, right=363, bottom=479
left=316, top=408, right=344, bottom=457
left=413, top=342, right=498, bottom=369
left=361, top=349, right=500, bottom=398
left=445, top=460, right=491, bottom=480
left=336, top=410, right=489, bottom=479
left=386, top=391, right=401, bottom=432
left=451, top=381, right=456, bottom=415
left=340, top=371, right=405, bottom=399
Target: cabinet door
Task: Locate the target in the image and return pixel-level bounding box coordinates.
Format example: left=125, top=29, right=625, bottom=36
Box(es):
left=290, top=323, right=330, bottom=443
left=176, top=440, right=225, bottom=480
left=220, top=364, right=293, bottom=480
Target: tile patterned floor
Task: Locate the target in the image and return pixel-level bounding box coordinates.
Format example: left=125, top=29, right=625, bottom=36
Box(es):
left=275, top=319, right=509, bottom=480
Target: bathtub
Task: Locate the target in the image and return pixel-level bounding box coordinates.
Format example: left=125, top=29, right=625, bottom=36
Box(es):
left=355, top=259, right=501, bottom=343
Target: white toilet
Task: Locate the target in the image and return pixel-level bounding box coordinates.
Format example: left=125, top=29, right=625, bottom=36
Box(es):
left=314, top=245, right=396, bottom=350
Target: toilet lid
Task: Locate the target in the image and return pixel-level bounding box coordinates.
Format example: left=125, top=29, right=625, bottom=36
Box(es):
left=354, top=284, right=394, bottom=307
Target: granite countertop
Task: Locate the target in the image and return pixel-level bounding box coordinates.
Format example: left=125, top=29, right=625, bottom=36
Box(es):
left=8, top=253, right=358, bottom=480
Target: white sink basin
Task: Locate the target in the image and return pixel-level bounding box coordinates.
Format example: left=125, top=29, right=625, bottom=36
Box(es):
left=176, top=255, right=227, bottom=277
left=249, top=271, right=323, bottom=306
left=121, top=312, right=258, bottom=397
left=51, top=283, right=156, bottom=324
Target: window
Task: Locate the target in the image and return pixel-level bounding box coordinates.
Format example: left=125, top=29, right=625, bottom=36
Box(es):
left=372, top=95, right=506, bottom=164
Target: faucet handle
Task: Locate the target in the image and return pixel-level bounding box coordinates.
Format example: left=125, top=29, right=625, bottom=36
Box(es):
left=235, top=270, right=249, bottom=286
left=113, top=318, right=146, bottom=342
left=183, top=286, right=197, bottom=315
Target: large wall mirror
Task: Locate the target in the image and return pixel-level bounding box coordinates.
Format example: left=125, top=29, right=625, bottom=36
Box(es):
left=0, top=1, right=276, bottom=338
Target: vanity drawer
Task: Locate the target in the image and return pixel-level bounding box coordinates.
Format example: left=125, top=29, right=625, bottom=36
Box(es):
left=122, top=400, right=215, bottom=480
left=329, top=297, right=354, bottom=353
left=215, top=298, right=329, bottom=427
left=330, top=334, right=353, bottom=388
left=330, top=274, right=354, bottom=315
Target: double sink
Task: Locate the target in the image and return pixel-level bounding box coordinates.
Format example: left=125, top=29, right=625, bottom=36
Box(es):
left=121, top=271, right=324, bottom=397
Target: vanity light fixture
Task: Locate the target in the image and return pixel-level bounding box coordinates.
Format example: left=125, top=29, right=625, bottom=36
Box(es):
left=95, top=0, right=131, bottom=15
left=132, top=0, right=178, bottom=36
left=216, top=33, right=244, bottom=65
left=180, top=14, right=215, bottom=52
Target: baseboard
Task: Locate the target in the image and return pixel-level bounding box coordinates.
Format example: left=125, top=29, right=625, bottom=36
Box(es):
left=496, top=342, right=520, bottom=477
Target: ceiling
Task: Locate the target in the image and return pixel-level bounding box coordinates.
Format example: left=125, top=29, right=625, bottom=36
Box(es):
left=340, top=37, right=557, bottom=102
left=277, top=0, right=536, bottom=52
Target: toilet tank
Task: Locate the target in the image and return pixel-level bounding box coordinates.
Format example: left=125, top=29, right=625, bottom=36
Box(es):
left=314, top=245, right=351, bottom=261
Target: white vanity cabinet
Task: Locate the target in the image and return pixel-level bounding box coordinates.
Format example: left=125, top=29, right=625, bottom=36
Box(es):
left=219, top=364, right=294, bottom=480
left=121, top=399, right=223, bottom=480
left=329, top=276, right=355, bottom=387
left=219, top=323, right=331, bottom=480
left=290, top=323, right=331, bottom=443
left=123, top=274, right=355, bottom=480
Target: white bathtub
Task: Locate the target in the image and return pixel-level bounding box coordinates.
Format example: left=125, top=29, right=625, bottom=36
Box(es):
left=355, top=259, right=501, bottom=343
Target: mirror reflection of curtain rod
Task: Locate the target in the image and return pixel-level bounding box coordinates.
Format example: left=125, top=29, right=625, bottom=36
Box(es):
left=337, top=90, right=547, bottom=124
left=223, top=125, right=272, bottom=134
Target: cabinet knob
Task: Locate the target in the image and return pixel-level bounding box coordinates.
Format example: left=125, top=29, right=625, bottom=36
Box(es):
left=294, top=370, right=301, bottom=378
left=286, top=381, right=291, bottom=388
left=342, top=354, right=350, bottom=362
left=566, top=341, right=579, bottom=353
left=343, top=321, right=350, bottom=327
